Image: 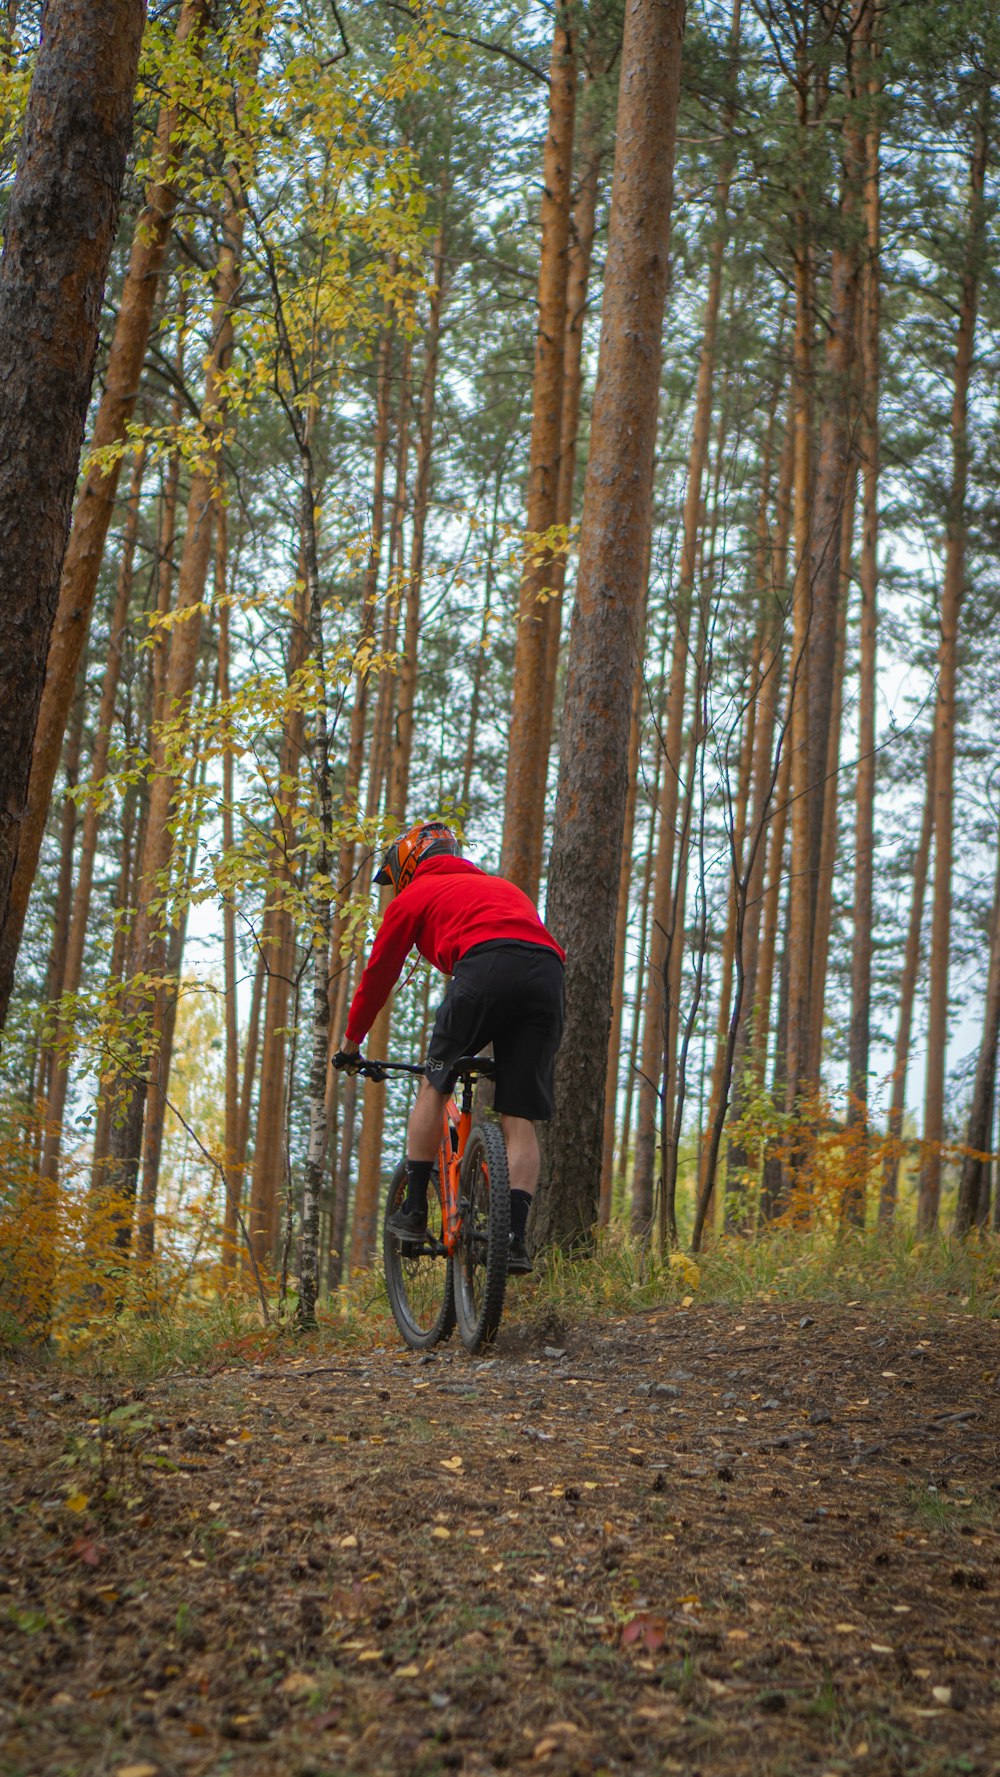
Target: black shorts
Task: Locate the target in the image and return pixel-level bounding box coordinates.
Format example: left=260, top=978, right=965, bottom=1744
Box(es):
left=425, top=941, right=565, bottom=1121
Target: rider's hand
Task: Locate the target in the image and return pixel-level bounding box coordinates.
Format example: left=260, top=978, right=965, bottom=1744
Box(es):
left=333, top=1038, right=362, bottom=1075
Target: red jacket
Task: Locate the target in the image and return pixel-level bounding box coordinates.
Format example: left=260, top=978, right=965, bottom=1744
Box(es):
left=345, top=856, right=564, bottom=1043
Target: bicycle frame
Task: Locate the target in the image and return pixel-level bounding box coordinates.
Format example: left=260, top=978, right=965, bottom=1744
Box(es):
left=335, top=1053, right=493, bottom=1257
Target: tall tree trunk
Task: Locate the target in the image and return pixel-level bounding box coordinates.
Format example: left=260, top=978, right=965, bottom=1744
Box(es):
left=347, top=397, right=416, bottom=1273
left=955, top=820, right=1000, bottom=1235
left=387, top=214, right=447, bottom=824
left=918, top=91, right=990, bottom=1233
left=0, top=0, right=146, bottom=1029
left=805, top=464, right=855, bottom=1089
left=39, top=446, right=146, bottom=1189
left=538, top=101, right=605, bottom=800
left=880, top=737, right=935, bottom=1223
left=298, top=442, right=335, bottom=1329
left=721, top=394, right=793, bottom=1220
left=217, top=506, right=242, bottom=1269
left=0, top=0, right=206, bottom=1019
left=599, top=623, right=647, bottom=1224
left=618, top=720, right=663, bottom=1214
left=628, top=0, right=739, bottom=1228
left=801, top=0, right=866, bottom=1083
left=536, top=0, right=687, bottom=1251
left=103, top=110, right=257, bottom=1249
left=846, top=19, right=881, bottom=1154
left=501, top=7, right=576, bottom=899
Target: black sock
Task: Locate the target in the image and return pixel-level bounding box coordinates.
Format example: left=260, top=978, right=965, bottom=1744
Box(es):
left=510, top=1189, right=532, bottom=1242
left=403, top=1160, right=433, bottom=1219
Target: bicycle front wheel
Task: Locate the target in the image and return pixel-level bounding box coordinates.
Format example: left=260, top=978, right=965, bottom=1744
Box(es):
left=454, top=1122, right=510, bottom=1352
left=383, top=1160, right=455, bottom=1350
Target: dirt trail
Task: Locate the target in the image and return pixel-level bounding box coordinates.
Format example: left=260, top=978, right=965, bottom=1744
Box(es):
left=2, top=1302, right=999, bottom=1777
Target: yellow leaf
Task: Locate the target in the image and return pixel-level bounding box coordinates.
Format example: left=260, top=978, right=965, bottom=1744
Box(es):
left=65, top=1491, right=89, bottom=1514
left=440, top=1455, right=463, bottom=1471
left=430, top=1526, right=451, bottom=1540
left=279, top=1672, right=317, bottom=1700
left=340, top=1534, right=358, bottom=1549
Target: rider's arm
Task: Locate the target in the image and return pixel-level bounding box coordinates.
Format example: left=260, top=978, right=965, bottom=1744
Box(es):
left=344, top=894, right=419, bottom=1044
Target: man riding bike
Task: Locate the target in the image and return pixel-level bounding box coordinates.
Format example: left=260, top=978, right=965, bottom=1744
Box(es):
left=335, top=820, right=565, bottom=1274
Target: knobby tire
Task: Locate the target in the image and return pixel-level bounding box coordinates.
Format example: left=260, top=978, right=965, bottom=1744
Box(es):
left=454, top=1121, right=510, bottom=1352
left=383, top=1158, right=455, bottom=1350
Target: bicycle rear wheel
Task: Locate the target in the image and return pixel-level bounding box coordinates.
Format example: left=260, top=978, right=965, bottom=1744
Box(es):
left=454, top=1121, right=510, bottom=1352
left=383, top=1159, right=455, bottom=1350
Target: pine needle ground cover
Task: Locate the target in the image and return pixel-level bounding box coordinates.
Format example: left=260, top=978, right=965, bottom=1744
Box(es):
left=2, top=1299, right=999, bottom=1777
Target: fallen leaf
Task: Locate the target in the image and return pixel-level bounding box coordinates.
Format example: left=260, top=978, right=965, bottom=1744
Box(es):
left=931, top=1686, right=952, bottom=1706
left=440, top=1455, right=463, bottom=1472
left=340, top=1534, right=358, bottom=1549
left=65, top=1490, right=89, bottom=1515
left=311, top=1709, right=342, bottom=1732
left=116, top=1766, right=160, bottom=1777
left=834, top=1624, right=858, bottom=1634
left=431, top=1526, right=451, bottom=1540
left=70, top=1538, right=106, bottom=1568
left=621, top=1612, right=667, bottom=1654
left=279, top=1672, right=317, bottom=1700
left=394, top=1664, right=421, bottom=1678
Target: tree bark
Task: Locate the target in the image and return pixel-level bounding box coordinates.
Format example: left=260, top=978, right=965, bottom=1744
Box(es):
left=846, top=18, right=881, bottom=1151
left=0, top=0, right=147, bottom=1030
left=387, top=217, right=447, bottom=824
left=0, top=0, right=207, bottom=1021
left=103, top=105, right=257, bottom=1248
left=955, top=820, right=1000, bottom=1235
left=39, top=445, right=146, bottom=1190
left=880, top=736, right=935, bottom=1223
left=535, top=0, right=687, bottom=1251
left=599, top=618, right=647, bottom=1225
left=501, top=7, right=576, bottom=899
left=628, top=0, right=739, bottom=1228
left=918, top=90, right=990, bottom=1233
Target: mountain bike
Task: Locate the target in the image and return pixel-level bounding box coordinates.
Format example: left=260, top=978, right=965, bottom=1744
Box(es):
left=334, top=1054, right=510, bottom=1353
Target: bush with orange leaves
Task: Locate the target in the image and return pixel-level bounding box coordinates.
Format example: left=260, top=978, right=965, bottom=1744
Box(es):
left=0, top=1102, right=238, bottom=1353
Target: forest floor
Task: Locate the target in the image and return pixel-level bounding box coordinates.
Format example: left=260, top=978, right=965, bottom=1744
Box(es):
left=2, top=1299, right=999, bottom=1777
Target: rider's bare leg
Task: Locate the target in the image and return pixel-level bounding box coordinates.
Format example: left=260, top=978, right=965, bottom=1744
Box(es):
left=499, top=1115, right=540, bottom=1196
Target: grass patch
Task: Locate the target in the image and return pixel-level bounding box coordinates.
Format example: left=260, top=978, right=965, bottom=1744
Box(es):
left=4, top=1225, right=997, bottom=1382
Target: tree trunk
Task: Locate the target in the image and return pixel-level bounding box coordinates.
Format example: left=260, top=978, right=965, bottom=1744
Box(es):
left=721, top=394, right=793, bottom=1221
left=618, top=719, right=663, bottom=1214
left=103, top=108, right=257, bottom=1249
left=501, top=7, right=576, bottom=899
left=801, top=0, right=867, bottom=1078
left=298, top=443, right=334, bottom=1330
left=918, top=90, right=990, bottom=1233
left=0, top=0, right=146, bottom=1029
left=536, top=0, right=687, bottom=1251
left=806, top=463, right=856, bottom=1091
left=217, top=506, right=242, bottom=1269
left=599, top=621, right=647, bottom=1224
left=955, top=820, right=1000, bottom=1235
left=846, top=19, right=881, bottom=1151
left=628, top=0, right=739, bottom=1228
left=538, top=100, right=605, bottom=801
left=39, top=445, right=146, bottom=1189
left=387, top=214, right=448, bottom=824
left=880, top=736, right=935, bottom=1223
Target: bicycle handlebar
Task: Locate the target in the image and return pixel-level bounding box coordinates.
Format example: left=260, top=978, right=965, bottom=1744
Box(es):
left=331, top=1052, right=495, bottom=1083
